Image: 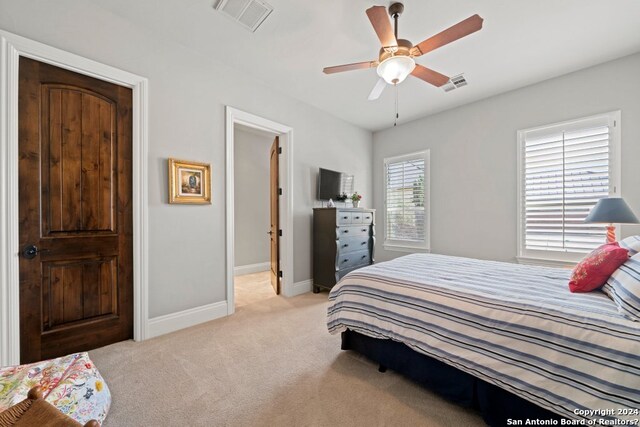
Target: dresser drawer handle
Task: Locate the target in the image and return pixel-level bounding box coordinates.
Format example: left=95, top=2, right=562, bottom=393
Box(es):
left=361, top=255, right=367, bottom=259
left=343, top=244, right=349, bottom=248
left=342, top=259, right=348, bottom=263
left=361, top=242, right=367, bottom=245
left=361, top=228, right=367, bottom=232
left=343, top=230, right=349, bottom=233
left=354, top=216, right=360, bottom=219
left=343, top=216, right=348, bottom=219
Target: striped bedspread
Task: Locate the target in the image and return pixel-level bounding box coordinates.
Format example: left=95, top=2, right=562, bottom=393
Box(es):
left=327, top=253, right=640, bottom=422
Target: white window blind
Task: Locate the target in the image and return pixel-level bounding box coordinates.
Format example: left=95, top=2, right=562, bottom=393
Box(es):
left=519, top=113, right=619, bottom=260
left=384, top=151, right=429, bottom=249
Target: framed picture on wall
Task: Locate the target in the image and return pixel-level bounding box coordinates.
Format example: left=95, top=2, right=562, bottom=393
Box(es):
left=168, top=158, right=211, bottom=204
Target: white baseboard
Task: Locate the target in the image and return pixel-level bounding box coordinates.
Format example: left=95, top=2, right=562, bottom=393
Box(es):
left=147, top=300, right=228, bottom=339
left=286, top=279, right=312, bottom=297
left=234, top=262, right=270, bottom=276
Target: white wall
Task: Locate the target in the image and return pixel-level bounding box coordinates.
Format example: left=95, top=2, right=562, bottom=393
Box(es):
left=0, top=0, right=372, bottom=319
left=234, top=126, right=272, bottom=268
left=373, top=52, right=640, bottom=263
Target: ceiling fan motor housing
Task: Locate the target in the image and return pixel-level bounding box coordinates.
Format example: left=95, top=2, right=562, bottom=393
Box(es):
left=377, top=39, right=415, bottom=84
left=379, top=38, right=413, bottom=61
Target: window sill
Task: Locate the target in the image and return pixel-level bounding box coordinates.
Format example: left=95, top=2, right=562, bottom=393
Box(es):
left=383, top=243, right=430, bottom=253
left=516, top=256, right=576, bottom=269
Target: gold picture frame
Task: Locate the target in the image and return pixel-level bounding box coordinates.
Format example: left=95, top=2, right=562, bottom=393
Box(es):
left=168, top=158, right=211, bottom=204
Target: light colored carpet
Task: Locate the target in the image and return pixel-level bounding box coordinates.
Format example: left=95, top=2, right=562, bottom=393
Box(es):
left=89, top=290, right=485, bottom=426
left=234, top=271, right=276, bottom=308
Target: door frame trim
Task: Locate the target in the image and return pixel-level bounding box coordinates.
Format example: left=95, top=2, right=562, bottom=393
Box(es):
left=0, top=30, right=149, bottom=365
left=225, top=106, right=294, bottom=314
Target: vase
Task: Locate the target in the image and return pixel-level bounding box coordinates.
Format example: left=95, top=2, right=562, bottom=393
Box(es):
left=352, top=200, right=360, bottom=208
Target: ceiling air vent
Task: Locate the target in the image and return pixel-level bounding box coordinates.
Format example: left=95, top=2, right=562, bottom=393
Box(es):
left=213, top=0, right=274, bottom=33
left=442, top=74, right=468, bottom=92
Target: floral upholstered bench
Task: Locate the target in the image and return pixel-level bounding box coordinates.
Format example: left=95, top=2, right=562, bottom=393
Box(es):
left=0, top=353, right=110, bottom=425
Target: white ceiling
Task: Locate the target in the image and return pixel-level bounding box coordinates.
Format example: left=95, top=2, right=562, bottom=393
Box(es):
left=89, top=0, right=640, bottom=131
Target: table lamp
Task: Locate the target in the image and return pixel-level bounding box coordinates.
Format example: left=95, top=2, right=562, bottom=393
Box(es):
left=585, top=197, right=639, bottom=243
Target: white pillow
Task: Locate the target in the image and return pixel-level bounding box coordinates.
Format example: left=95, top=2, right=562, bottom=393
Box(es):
left=619, top=235, right=640, bottom=256
left=602, top=253, right=640, bottom=321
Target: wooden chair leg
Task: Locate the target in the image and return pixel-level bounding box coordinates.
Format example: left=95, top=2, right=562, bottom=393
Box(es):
left=27, top=386, right=43, bottom=400
left=1, top=386, right=101, bottom=427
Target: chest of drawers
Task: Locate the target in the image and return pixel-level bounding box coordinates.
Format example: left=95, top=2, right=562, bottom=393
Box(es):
left=312, top=208, right=375, bottom=293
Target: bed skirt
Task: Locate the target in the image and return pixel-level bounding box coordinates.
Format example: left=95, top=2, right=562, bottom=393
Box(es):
left=341, top=329, right=565, bottom=427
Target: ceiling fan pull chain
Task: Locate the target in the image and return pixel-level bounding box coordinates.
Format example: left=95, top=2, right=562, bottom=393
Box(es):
left=394, top=83, right=399, bottom=127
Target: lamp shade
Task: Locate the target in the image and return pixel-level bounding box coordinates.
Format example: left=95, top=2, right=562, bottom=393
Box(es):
left=377, top=56, right=415, bottom=85
left=585, top=197, right=640, bottom=224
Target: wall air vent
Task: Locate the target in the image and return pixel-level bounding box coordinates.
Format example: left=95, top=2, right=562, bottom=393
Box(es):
left=213, top=0, right=274, bottom=33
left=442, top=74, right=468, bottom=92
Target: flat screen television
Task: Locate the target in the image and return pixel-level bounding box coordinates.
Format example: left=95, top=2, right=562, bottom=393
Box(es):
left=317, top=168, right=353, bottom=200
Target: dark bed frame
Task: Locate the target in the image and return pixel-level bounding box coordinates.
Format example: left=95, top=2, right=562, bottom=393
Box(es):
left=341, top=329, right=566, bottom=426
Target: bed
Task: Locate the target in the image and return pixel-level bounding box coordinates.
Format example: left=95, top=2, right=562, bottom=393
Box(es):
left=327, top=253, right=640, bottom=425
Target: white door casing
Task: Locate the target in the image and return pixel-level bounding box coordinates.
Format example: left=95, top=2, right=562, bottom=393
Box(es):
left=0, top=30, right=149, bottom=365
left=225, top=106, right=294, bottom=314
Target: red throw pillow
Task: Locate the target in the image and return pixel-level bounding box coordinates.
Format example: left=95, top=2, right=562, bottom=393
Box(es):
left=569, top=243, right=629, bottom=293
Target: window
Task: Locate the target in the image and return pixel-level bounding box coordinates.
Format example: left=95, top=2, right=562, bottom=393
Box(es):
left=518, top=112, right=620, bottom=263
left=384, top=151, right=430, bottom=251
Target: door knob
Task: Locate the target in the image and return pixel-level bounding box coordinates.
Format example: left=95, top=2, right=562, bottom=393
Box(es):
left=22, top=245, right=49, bottom=259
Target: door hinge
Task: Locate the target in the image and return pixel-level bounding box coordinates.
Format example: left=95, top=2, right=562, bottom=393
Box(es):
left=278, top=270, right=283, bottom=278
left=278, top=147, right=282, bottom=154
left=278, top=188, right=282, bottom=196
left=278, top=229, right=282, bottom=237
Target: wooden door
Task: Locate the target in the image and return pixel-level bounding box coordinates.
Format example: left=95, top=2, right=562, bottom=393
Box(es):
left=269, top=137, right=280, bottom=294
left=18, top=57, right=133, bottom=363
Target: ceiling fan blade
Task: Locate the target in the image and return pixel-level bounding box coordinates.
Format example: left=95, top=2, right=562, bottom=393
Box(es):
left=368, top=78, right=387, bottom=101
left=366, top=6, right=398, bottom=49
left=411, top=14, right=484, bottom=57
left=411, top=65, right=450, bottom=87
left=323, top=61, right=378, bottom=74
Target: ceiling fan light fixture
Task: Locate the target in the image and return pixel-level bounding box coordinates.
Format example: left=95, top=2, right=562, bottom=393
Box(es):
left=377, top=55, right=415, bottom=85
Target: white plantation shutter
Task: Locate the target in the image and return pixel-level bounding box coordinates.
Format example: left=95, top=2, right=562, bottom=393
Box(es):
left=519, top=113, right=620, bottom=261
left=384, top=151, right=430, bottom=249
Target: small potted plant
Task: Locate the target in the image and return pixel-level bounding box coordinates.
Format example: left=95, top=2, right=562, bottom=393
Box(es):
left=336, top=192, right=348, bottom=202
left=351, top=192, right=362, bottom=208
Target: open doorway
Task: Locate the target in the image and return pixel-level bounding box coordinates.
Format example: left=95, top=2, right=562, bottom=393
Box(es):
left=225, top=106, right=294, bottom=315
left=233, top=125, right=279, bottom=308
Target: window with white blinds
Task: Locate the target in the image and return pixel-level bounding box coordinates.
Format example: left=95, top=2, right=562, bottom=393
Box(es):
left=518, top=112, right=620, bottom=262
left=384, top=151, right=430, bottom=250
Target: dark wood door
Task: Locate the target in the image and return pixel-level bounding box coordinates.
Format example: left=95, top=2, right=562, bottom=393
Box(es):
left=269, top=137, right=280, bottom=294
left=18, top=57, right=133, bottom=363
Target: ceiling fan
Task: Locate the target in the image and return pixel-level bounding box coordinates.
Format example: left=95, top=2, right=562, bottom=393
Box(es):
left=323, top=3, right=484, bottom=101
